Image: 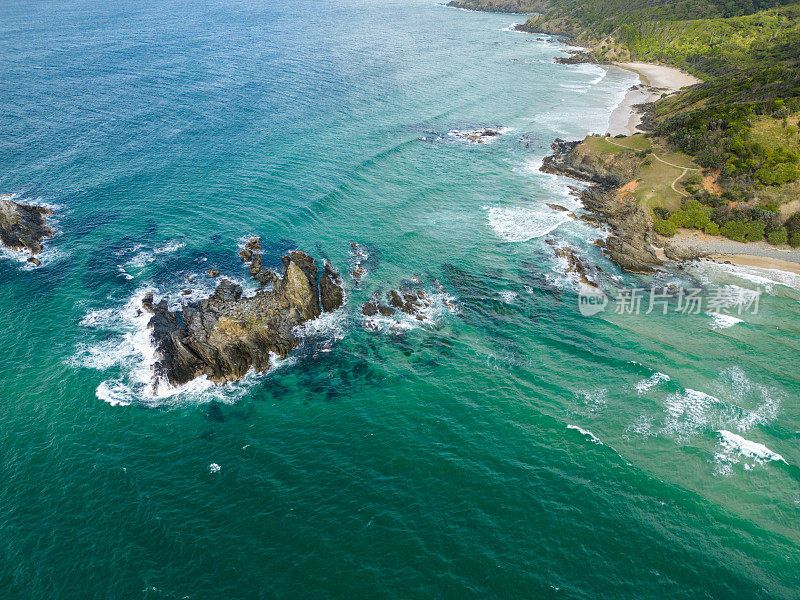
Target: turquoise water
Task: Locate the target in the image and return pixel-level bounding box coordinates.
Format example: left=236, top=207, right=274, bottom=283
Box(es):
left=1, top=0, right=799, bottom=597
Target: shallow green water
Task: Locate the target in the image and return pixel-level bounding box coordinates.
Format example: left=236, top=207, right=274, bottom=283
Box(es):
left=1, top=0, right=799, bottom=598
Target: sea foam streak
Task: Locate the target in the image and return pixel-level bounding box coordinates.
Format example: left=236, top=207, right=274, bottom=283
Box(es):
left=714, top=430, right=786, bottom=475
left=567, top=424, right=603, bottom=445
left=635, top=371, right=670, bottom=393
left=483, top=205, right=570, bottom=242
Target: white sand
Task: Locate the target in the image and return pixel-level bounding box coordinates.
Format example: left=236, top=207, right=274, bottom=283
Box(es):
left=615, top=62, right=701, bottom=91
left=607, top=62, right=701, bottom=135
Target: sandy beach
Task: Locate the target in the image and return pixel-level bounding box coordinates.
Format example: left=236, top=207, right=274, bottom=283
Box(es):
left=607, top=62, right=701, bottom=135
left=670, top=230, right=800, bottom=275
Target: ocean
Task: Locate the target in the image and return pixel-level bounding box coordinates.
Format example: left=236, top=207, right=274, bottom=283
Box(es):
left=1, top=0, right=799, bottom=597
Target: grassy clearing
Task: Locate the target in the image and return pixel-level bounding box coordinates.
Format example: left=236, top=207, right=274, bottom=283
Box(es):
left=749, top=114, right=800, bottom=154
left=588, top=133, right=696, bottom=210
left=632, top=160, right=685, bottom=210
left=584, top=133, right=651, bottom=154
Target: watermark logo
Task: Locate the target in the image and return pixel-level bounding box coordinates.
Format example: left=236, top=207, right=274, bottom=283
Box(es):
left=578, top=284, right=761, bottom=317
left=578, top=285, right=608, bottom=316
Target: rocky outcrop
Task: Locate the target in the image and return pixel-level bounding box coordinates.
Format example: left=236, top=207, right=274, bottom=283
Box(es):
left=553, top=245, right=601, bottom=287
left=350, top=242, right=368, bottom=285
left=0, top=199, right=54, bottom=262
left=581, top=187, right=662, bottom=273
left=320, top=262, right=344, bottom=313
left=143, top=248, right=344, bottom=389
left=452, top=128, right=503, bottom=143
left=541, top=138, right=641, bottom=188
left=541, top=139, right=663, bottom=273
left=361, top=287, right=431, bottom=322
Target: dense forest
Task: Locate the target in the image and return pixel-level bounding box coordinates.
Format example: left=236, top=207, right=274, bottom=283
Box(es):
left=449, top=0, right=800, bottom=244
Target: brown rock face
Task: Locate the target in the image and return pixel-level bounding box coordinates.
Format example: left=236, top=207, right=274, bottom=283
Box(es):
left=320, top=262, right=344, bottom=313
left=144, top=249, right=344, bottom=389
left=541, top=138, right=641, bottom=188
left=0, top=199, right=54, bottom=258
left=539, top=139, right=663, bottom=275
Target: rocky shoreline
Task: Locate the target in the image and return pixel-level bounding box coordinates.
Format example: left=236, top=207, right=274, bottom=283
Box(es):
left=541, top=138, right=670, bottom=273
left=0, top=198, right=54, bottom=265
left=142, top=242, right=344, bottom=391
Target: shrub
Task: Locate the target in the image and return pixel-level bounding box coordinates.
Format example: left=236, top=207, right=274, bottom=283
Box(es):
left=704, top=222, right=720, bottom=235
left=720, top=220, right=748, bottom=242
left=746, top=221, right=765, bottom=241
left=791, top=233, right=800, bottom=248
left=653, top=218, right=677, bottom=237
left=767, top=229, right=788, bottom=245
left=652, top=206, right=670, bottom=220
left=669, top=200, right=712, bottom=230
left=756, top=162, right=800, bottom=186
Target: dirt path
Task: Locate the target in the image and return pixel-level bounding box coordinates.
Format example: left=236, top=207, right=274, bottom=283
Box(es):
left=604, top=137, right=701, bottom=196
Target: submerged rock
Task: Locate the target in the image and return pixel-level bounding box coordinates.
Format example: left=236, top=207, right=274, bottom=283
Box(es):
left=143, top=249, right=344, bottom=389
left=361, top=286, right=433, bottom=324
left=553, top=245, right=601, bottom=287
left=452, top=128, right=503, bottom=144
left=0, top=199, right=54, bottom=260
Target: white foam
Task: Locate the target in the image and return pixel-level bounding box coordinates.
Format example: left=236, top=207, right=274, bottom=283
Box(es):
left=124, top=250, right=155, bottom=269
left=568, top=424, right=603, bottom=445
left=72, top=278, right=338, bottom=406
left=448, top=126, right=513, bottom=144
left=483, top=205, right=570, bottom=242
left=635, top=371, right=670, bottom=393
left=626, top=415, right=658, bottom=438
left=714, top=430, right=786, bottom=475
left=694, top=261, right=800, bottom=297
left=576, top=388, right=607, bottom=413
left=707, top=312, right=743, bottom=330
left=208, top=463, right=221, bottom=473
left=499, top=290, right=517, bottom=303
left=660, top=367, right=779, bottom=441
left=153, top=241, right=185, bottom=254
left=96, top=379, right=133, bottom=407
left=362, top=288, right=456, bottom=334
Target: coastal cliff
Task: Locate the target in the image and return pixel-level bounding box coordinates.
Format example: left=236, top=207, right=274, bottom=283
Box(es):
left=542, top=138, right=664, bottom=272
left=452, top=0, right=800, bottom=249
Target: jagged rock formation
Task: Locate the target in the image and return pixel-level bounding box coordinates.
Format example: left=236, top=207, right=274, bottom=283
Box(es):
left=0, top=199, right=54, bottom=264
left=581, top=188, right=662, bottom=273
left=541, top=139, right=663, bottom=273
left=552, top=244, right=602, bottom=286
left=143, top=248, right=344, bottom=389
left=362, top=287, right=431, bottom=321
left=541, top=138, right=640, bottom=188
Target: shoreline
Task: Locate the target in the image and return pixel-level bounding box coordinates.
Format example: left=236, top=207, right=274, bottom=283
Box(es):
left=669, top=230, right=800, bottom=276
left=528, top=26, right=800, bottom=281
left=606, top=62, right=701, bottom=135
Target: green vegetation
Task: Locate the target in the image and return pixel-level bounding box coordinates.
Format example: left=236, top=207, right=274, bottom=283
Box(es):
left=522, top=0, right=800, bottom=199
left=668, top=199, right=712, bottom=229
left=446, top=0, right=545, bottom=13
left=653, top=217, right=677, bottom=236
left=452, top=0, right=800, bottom=243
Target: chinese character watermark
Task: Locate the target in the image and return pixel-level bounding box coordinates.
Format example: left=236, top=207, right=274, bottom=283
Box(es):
left=578, top=285, right=761, bottom=317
